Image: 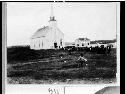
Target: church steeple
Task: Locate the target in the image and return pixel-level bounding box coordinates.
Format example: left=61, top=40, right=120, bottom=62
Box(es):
left=50, top=5, right=56, bottom=21
left=49, top=4, right=57, bottom=27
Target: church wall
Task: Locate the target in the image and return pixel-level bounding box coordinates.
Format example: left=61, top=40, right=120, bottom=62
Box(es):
left=30, top=37, right=44, bottom=50
left=30, top=28, right=64, bottom=50
left=45, top=30, right=54, bottom=49
left=30, top=39, right=35, bottom=49
left=54, top=28, right=64, bottom=48
left=45, top=27, right=64, bottom=49
left=30, top=23, right=64, bottom=50
left=30, top=39, right=34, bottom=49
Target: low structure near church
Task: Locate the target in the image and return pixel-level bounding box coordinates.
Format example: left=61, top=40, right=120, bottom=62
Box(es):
left=75, top=38, right=90, bottom=47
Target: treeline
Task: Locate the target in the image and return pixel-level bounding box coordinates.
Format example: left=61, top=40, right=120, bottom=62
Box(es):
left=90, top=39, right=116, bottom=44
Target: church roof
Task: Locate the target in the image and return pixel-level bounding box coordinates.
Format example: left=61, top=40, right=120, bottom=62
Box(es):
left=31, top=26, right=50, bottom=39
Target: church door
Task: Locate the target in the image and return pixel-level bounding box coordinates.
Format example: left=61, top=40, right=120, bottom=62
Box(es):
left=54, top=43, right=57, bottom=48
left=60, top=39, right=62, bottom=46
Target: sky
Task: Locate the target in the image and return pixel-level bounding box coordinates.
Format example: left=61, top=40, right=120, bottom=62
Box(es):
left=7, top=2, right=118, bottom=46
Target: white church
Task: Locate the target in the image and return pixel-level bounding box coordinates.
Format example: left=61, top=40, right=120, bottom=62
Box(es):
left=30, top=6, right=64, bottom=50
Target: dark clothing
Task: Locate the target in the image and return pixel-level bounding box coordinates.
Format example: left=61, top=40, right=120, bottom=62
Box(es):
left=77, top=56, right=87, bottom=67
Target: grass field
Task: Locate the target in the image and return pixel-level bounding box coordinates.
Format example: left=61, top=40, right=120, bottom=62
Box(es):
left=7, top=46, right=117, bottom=84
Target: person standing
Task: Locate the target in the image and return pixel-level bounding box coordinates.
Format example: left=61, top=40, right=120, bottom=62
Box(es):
left=78, top=53, right=87, bottom=67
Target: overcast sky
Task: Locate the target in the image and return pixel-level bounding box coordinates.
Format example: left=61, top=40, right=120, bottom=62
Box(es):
left=7, top=2, right=117, bottom=46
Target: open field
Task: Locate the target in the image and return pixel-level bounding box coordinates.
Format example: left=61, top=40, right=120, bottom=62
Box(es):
left=7, top=46, right=117, bottom=84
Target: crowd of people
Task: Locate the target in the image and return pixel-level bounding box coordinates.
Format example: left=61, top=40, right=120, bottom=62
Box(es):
left=64, top=45, right=112, bottom=54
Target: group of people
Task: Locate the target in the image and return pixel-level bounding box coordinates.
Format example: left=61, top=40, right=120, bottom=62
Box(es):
left=64, top=45, right=112, bottom=54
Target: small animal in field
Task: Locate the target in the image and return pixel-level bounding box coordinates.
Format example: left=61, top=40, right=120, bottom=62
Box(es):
left=95, top=86, right=120, bottom=94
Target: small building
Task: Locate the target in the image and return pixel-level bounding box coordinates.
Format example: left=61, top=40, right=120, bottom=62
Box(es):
left=89, top=43, right=98, bottom=48
left=75, top=38, right=90, bottom=47
left=65, top=42, right=75, bottom=49
left=30, top=6, right=64, bottom=50
left=65, top=42, right=75, bottom=47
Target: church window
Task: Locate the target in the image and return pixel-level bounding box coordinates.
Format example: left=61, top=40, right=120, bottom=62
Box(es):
left=82, top=43, right=84, bottom=46
left=39, top=41, right=40, bottom=47
left=88, top=43, right=89, bottom=45
left=77, top=44, right=79, bottom=46
left=42, top=42, right=43, bottom=47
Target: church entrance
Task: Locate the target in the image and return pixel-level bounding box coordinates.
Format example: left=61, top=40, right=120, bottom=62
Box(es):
left=60, top=39, right=62, bottom=46
left=54, top=43, right=57, bottom=48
